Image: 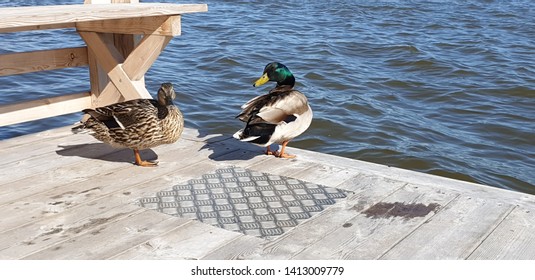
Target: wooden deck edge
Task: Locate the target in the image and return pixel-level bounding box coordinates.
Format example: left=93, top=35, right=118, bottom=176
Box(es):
left=285, top=145, right=535, bottom=206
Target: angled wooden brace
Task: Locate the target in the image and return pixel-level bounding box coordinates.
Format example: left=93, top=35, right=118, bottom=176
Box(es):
left=79, top=29, right=172, bottom=107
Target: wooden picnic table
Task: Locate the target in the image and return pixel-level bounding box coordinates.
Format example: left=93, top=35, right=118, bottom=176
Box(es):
left=0, top=2, right=207, bottom=126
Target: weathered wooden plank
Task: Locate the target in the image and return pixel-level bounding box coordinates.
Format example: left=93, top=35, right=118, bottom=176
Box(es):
left=0, top=203, right=145, bottom=259
left=228, top=141, right=360, bottom=189
left=335, top=172, right=407, bottom=193
left=0, top=138, right=117, bottom=187
left=0, top=162, right=202, bottom=257
left=0, top=4, right=208, bottom=33
left=468, top=207, right=535, bottom=260
left=110, top=221, right=241, bottom=259
left=289, top=184, right=459, bottom=259
left=0, top=142, right=267, bottom=259
left=76, top=15, right=180, bottom=36
left=239, top=176, right=407, bottom=260
left=85, top=0, right=139, bottom=5
left=0, top=47, right=88, bottom=76
left=201, top=137, right=327, bottom=177
left=0, top=148, right=130, bottom=207
left=201, top=235, right=265, bottom=260
left=0, top=127, right=69, bottom=151
left=0, top=92, right=91, bottom=127
left=22, top=210, right=183, bottom=259
left=247, top=157, right=319, bottom=177
left=0, top=180, right=187, bottom=259
left=0, top=137, right=238, bottom=231
left=0, top=126, right=86, bottom=159
left=288, top=164, right=357, bottom=188
left=243, top=149, right=355, bottom=189
left=0, top=132, right=99, bottom=166
left=0, top=23, right=75, bottom=33
left=379, top=195, right=516, bottom=259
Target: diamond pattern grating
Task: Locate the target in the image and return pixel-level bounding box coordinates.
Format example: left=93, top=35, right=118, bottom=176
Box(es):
left=139, top=166, right=348, bottom=238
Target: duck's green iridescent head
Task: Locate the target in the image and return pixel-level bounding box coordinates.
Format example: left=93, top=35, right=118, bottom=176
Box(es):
left=253, top=62, right=295, bottom=88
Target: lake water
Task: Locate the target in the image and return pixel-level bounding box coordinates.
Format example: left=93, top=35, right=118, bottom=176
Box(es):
left=1, top=0, right=534, bottom=194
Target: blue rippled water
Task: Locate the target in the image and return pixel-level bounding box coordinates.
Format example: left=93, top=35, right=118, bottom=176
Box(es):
left=1, top=0, right=534, bottom=194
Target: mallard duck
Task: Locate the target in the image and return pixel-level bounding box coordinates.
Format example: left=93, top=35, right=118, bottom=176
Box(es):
left=233, top=62, right=313, bottom=158
left=72, top=83, right=184, bottom=167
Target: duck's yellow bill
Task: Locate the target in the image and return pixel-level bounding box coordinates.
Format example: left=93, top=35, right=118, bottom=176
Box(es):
left=253, top=73, right=269, bottom=87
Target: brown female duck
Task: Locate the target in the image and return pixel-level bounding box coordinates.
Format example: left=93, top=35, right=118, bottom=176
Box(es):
left=73, top=83, right=184, bottom=166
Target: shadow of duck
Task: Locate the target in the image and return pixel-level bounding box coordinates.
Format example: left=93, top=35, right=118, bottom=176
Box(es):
left=56, top=143, right=157, bottom=164
left=195, top=132, right=265, bottom=161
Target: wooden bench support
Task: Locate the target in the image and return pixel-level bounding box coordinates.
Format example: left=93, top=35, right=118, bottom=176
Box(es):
left=0, top=93, right=91, bottom=126
left=79, top=30, right=173, bottom=106
left=0, top=47, right=88, bottom=76
left=76, top=15, right=181, bottom=36
left=0, top=2, right=206, bottom=127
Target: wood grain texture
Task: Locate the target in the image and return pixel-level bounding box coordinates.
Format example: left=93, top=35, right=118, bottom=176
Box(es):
left=121, top=34, right=172, bottom=80
left=0, top=47, right=88, bottom=76
left=468, top=207, right=535, bottom=259
left=110, top=221, right=241, bottom=260
left=241, top=177, right=406, bottom=259
left=379, top=195, right=516, bottom=259
left=0, top=4, right=207, bottom=33
left=22, top=210, right=183, bottom=259
left=201, top=235, right=265, bottom=260
left=76, top=15, right=181, bottom=36
left=0, top=129, right=266, bottom=259
left=0, top=92, right=91, bottom=127
left=290, top=184, right=459, bottom=259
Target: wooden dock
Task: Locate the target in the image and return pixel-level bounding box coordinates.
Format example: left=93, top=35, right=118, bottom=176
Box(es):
left=1, top=1, right=534, bottom=261
left=1, top=125, right=535, bottom=260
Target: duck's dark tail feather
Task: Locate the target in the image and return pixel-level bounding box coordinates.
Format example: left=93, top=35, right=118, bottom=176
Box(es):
left=233, top=123, right=276, bottom=145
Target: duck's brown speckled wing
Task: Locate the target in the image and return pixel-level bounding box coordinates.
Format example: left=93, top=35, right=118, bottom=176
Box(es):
left=84, top=99, right=159, bottom=130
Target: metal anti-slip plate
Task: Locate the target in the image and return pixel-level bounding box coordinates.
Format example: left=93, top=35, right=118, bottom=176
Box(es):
left=139, top=166, right=348, bottom=238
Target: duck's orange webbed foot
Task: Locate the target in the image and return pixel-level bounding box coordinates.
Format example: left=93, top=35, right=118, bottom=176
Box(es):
left=133, top=149, right=158, bottom=167
left=272, top=141, right=296, bottom=159
left=273, top=151, right=296, bottom=158
left=136, top=160, right=159, bottom=167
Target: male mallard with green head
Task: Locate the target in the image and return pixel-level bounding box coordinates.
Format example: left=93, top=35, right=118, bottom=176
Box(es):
left=73, top=83, right=184, bottom=167
left=233, top=62, right=313, bottom=158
